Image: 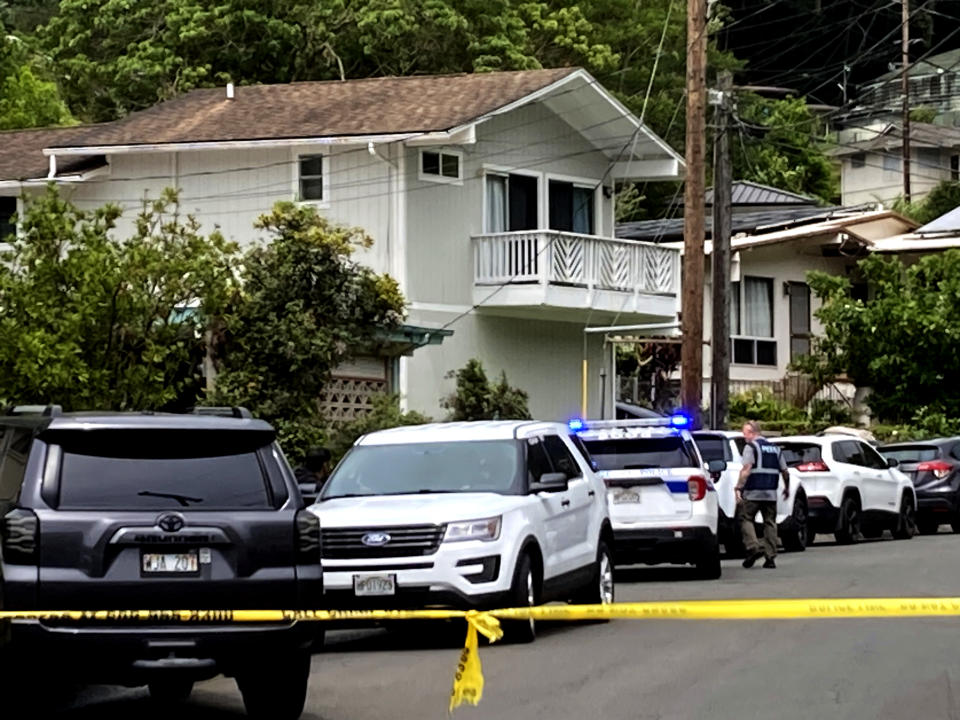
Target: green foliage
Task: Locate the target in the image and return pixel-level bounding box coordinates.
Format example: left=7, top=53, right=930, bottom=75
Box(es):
left=0, top=185, right=237, bottom=409
left=209, top=202, right=406, bottom=456
left=909, top=106, right=938, bottom=124
left=0, top=20, right=72, bottom=129
left=326, top=394, right=430, bottom=464
left=808, top=398, right=853, bottom=427
left=728, top=389, right=806, bottom=424
left=798, top=251, right=960, bottom=423
left=442, top=358, right=531, bottom=421
left=892, top=181, right=960, bottom=226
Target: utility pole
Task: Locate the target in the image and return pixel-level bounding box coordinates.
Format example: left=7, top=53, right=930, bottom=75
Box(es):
left=902, top=0, right=911, bottom=203
left=710, top=71, right=733, bottom=431
left=681, top=0, right=707, bottom=426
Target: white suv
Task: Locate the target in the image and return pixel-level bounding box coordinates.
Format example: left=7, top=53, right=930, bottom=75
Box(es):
left=693, top=431, right=809, bottom=554
left=310, top=421, right=614, bottom=642
left=573, top=417, right=725, bottom=579
left=773, top=435, right=917, bottom=544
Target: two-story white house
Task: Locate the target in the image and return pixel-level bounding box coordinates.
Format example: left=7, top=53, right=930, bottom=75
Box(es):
left=0, top=68, right=684, bottom=421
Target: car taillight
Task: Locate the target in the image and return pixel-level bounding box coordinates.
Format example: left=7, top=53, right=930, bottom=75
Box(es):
left=688, top=475, right=707, bottom=501
left=295, top=510, right=320, bottom=563
left=917, top=460, right=953, bottom=479
left=1, top=508, right=38, bottom=564
left=796, top=461, right=830, bottom=472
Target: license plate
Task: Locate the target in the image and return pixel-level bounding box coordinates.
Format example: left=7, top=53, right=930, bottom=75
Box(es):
left=612, top=489, right=641, bottom=504
left=142, top=552, right=199, bottom=573
left=353, top=574, right=396, bottom=597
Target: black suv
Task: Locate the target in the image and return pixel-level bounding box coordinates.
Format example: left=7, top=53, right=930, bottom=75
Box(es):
left=0, top=405, right=322, bottom=718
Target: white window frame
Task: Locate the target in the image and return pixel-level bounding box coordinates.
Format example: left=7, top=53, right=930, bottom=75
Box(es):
left=730, top=275, right=778, bottom=367
left=0, top=194, right=21, bottom=246
left=545, top=171, right=601, bottom=237
left=419, top=149, right=463, bottom=185
left=481, top=164, right=544, bottom=234
left=292, top=149, right=330, bottom=207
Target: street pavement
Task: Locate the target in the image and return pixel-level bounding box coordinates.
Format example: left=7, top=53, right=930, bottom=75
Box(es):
left=52, top=530, right=960, bottom=719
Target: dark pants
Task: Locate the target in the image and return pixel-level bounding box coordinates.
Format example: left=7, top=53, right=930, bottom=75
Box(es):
left=739, top=499, right=778, bottom=559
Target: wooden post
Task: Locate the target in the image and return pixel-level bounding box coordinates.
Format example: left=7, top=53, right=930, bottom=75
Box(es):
left=682, top=0, right=708, bottom=427
left=902, top=0, right=911, bottom=203
left=711, top=71, right=733, bottom=430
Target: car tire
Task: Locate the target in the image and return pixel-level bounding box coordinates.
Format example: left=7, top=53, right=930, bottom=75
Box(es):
left=148, top=679, right=194, bottom=705
left=893, top=494, right=917, bottom=540
left=781, top=493, right=808, bottom=552
left=918, top=520, right=940, bottom=535
left=503, top=552, right=538, bottom=644
left=951, top=509, right=960, bottom=534
left=237, top=650, right=311, bottom=720
left=835, top=495, right=861, bottom=544
left=806, top=525, right=817, bottom=546
left=694, top=538, right=722, bottom=580
left=572, top=541, right=615, bottom=608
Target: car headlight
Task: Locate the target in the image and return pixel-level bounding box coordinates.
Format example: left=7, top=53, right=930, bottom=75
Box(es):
left=443, top=516, right=502, bottom=543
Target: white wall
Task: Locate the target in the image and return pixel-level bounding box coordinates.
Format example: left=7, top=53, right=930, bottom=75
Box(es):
left=841, top=147, right=953, bottom=207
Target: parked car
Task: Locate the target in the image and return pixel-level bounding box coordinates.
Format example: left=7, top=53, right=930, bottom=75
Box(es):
left=692, top=431, right=808, bottom=554
left=311, top=421, right=614, bottom=643
left=879, top=437, right=960, bottom=534
left=0, top=405, right=321, bottom=719
left=572, top=416, right=725, bottom=578
left=772, top=435, right=917, bottom=544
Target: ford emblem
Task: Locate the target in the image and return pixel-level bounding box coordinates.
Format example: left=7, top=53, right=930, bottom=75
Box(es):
left=361, top=532, right=391, bottom=547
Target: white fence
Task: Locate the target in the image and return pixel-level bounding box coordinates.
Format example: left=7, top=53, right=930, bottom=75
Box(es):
left=473, top=230, right=679, bottom=295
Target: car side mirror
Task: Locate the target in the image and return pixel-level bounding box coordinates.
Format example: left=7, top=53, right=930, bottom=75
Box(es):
left=299, top=482, right=320, bottom=505
left=530, top=472, right=569, bottom=493
left=887, top=458, right=899, bottom=468
left=706, top=459, right=727, bottom=478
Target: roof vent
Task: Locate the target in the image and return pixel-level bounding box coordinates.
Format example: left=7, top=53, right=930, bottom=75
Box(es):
left=226, top=82, right=235, bottom=100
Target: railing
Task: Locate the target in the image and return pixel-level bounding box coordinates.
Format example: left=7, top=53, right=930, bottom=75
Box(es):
left=473, top=230, right=679, bottom=295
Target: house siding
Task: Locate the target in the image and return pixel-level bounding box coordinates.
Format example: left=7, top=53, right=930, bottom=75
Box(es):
left=841, top=147, right=954, bottom=207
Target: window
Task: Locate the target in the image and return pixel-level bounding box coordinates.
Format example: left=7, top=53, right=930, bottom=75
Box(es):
left=851, top=153, right=866, bottom=169
left=833, top=440, right=866, bottom=467
left=730, top=280, right=741, bottom=335
left=951, top=154, right=960, bottom=182
left=298, top=155, right=324, bottom=201
left=861, top=442, right=889, bottom=470
left=0, top=197, right=15, bottom=241
left=744, top=277, right=773, bottom=338
left=880, top=445, right=940, bottom=463
left=526, top=438, right=553, bottom=483
left=778, top=442, right=823, bottom=467
left=693, top=433, right=730, bottom=463
left=583, top=436, right=697, bottom=471
left=789, top=282, right=811, bottom=361
left=542, top=435, right=581, bottom=479
left=916, top=147, right=941, bottom=171
left=730, top=277, right=776, bottom=366
left=420, top=150, right=461, bottom=182
left=548, top=180, right=595, bottom=234
left=883, top=153, right=901, bottom=172
left=0, top=429, right=28, bottom=501
left=485, top=173, right=538, bottom=232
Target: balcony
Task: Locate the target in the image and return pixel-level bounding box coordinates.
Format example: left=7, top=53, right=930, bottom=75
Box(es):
left=472, top=230, right=679, bottom=322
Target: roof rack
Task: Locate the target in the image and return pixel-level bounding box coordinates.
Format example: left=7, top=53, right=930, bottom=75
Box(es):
left=188, top=406, right=253, bottom=419
left=2, top=404, right=63, bottom=417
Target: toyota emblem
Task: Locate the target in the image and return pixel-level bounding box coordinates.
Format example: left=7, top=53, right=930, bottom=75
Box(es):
left=157, top=513, right=185, bottom=532
left=361, top=532, right=391, bottom=547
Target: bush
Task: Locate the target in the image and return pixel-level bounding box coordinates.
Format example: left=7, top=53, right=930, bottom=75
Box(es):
left=442, top=359, right=531, bottom=421
left=808, top=398, right=853, bottom=427
left=325, top=394, right=430, bottom=463
left=728, top=389, right=806, bottom=424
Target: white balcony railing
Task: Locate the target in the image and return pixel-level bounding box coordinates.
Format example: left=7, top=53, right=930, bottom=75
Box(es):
left=473, top=230, right=679, bottom=295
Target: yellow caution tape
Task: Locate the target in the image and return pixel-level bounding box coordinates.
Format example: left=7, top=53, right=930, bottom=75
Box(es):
left=5, top=598, right=960, bottom=711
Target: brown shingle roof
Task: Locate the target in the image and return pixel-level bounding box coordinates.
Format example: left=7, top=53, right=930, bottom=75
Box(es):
left=0, top=126, right=106, bottom=181
left=48, top=68, right=580, bottom=149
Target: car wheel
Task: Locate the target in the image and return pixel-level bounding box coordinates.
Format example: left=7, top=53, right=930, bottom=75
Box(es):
left=572, top=541, right=615, bottom=609
left=918, top=520, right=940, bottom=535
left=806, top=525, right=817, bottom=546
left=148, top=679, right=194, bottom=705
left=893, top=494, right=917, bottom=539
left=835, top=495, right=861, bottom=544
left=781, top=494, right=808, bottom=552
left=237, top=650, right=311, bottom=720
left=694, top=538, right=722, bottom=580
left=503, top=552, right=538, bottom=644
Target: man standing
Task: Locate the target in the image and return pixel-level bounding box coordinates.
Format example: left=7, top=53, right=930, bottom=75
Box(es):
left=737, top=421, right=790, bottom=569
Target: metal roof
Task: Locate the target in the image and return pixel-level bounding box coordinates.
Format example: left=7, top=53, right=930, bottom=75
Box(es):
left=703, top=181, right=817, bottom=207
left=916, top=205, right=960, bottom=235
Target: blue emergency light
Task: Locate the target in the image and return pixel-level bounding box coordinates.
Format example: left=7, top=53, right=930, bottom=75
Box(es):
left=669, top=414, right=691, bottom=428
left=568, top=418, right=585, bottom=432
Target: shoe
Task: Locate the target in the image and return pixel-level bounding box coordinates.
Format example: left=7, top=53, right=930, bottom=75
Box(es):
left=742, top=550, right=763, bottom=568
left=763, top=558, right=776, bottom=569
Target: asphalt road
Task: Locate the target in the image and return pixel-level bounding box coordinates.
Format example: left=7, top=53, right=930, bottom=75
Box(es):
left=51, top=530, right=960, bottom=719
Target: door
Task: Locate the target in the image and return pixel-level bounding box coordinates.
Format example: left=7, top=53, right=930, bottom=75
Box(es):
left=543, top=434, right=594, bottom=570
left=788, top=282, right=812, bottom=361
left=693, top=432, right=737, bottom=518
left=525, top=437, right=574, bottom=578
left=859, top=441, right=900, bottom=512
left=831, top=440, right=868, bottom=498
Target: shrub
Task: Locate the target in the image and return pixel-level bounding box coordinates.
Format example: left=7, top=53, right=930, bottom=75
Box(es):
left=442, top=359, right=531, bottom=421
left=325, top=394, right=430, bottom=463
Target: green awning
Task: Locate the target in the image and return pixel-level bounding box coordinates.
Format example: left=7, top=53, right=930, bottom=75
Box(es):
left=374, top=324, right=453, bottom=356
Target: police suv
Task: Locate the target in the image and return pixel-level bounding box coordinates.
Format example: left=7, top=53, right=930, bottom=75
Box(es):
left=572, top=416, right=726, bottom=579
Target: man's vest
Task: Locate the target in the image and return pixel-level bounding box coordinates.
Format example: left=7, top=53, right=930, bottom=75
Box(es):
left=744, top=437, right=782, bottom=500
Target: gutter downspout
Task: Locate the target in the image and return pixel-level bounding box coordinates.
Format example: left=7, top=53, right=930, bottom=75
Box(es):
left=47, top=154, right=57, bottom=179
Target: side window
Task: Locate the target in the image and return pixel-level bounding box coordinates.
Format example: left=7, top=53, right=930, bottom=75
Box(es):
left=861, top=442, right=888, bottom=470
left=733, top=437, right=746, bottom=456
left=834, top=441, right=865, bottom=466
left=950, top=443, right=960, bottom=462
left=526, top=439, right=553, bottom=483
left=568, top=434, right=596, bottom=469
left=542, top=435, right=581, bottom=479
left=0, top=429, right=29, bottom=501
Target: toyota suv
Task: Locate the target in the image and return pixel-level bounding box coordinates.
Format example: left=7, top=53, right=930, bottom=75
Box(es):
left=0, top=406, right=322, bottom=718
left=310, top=421, right=615, bottom=643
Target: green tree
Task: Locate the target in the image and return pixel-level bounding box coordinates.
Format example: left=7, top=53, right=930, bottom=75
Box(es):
left=796, top=251, right=960, bottom=423
left=0, top=185, right=237, bottom=409
left=326, top=394, right=430, bottom=463
left=0, top=20, right=72, bottom=128
left=209, top=201, right=406, bottom=459
left=892, top=180, right=960, bottom=226
left=442, top=358, right=531, bottom=420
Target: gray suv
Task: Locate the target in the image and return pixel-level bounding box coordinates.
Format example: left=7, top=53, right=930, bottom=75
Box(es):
left=0, top=406, right=322, bottom=718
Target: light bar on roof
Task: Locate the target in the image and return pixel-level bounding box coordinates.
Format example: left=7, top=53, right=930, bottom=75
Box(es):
left=570, top=415, right=690, bottom=432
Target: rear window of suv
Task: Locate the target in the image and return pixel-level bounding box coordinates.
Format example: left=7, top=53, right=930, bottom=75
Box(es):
left=584, top=436, right=697, bottom=470
left=776, top=442, right=822, bottom=467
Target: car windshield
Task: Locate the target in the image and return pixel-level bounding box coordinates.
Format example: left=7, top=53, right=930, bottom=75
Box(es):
left=879, top=445, right=940, bottom=463
left=584, top=436, right=696, bottom=470
left=693, top=434, right=727, bottom=462
left=776, top=442, right=823, bottom=467
left=322, top=440, right=521, bottom=498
